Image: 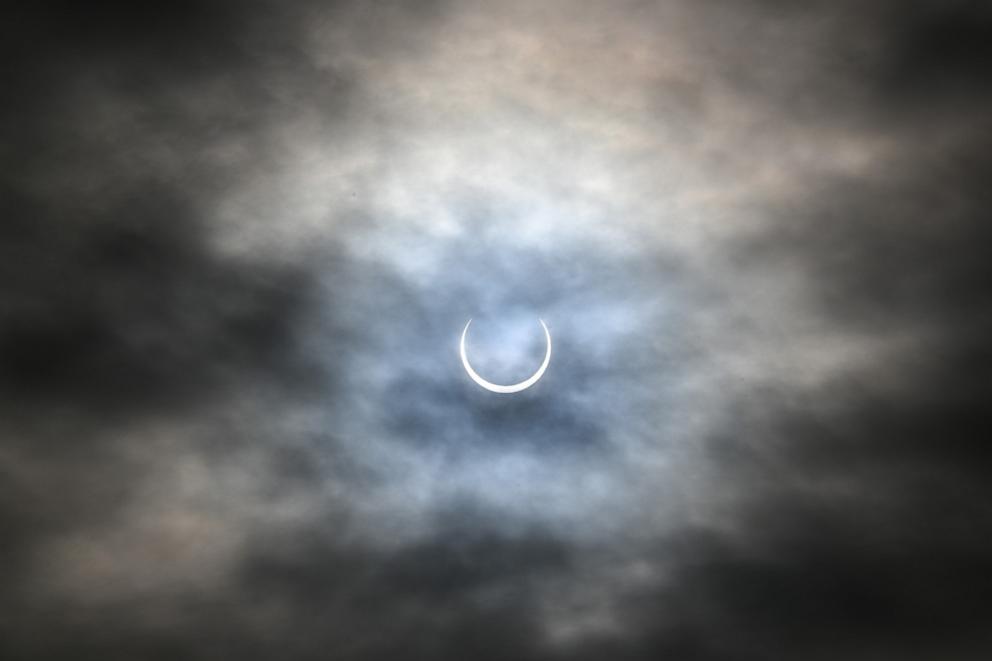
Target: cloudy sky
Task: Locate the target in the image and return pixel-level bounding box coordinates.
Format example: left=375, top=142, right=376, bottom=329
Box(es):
left=3, top=1, right=992, bottom=659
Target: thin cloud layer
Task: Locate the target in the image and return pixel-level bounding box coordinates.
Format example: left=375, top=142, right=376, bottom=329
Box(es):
left=2, top=1, right=991, bottom=659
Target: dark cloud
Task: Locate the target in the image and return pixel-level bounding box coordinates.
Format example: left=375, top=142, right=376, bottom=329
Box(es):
left=0, top=184, right=316, bottom=415
left=2, top=1, right=991, bottom=660
left=882, top=1, right=992, bottom=100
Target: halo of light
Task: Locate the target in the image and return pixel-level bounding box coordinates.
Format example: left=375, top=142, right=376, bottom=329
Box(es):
left=460, top=318, right=551, bottom=394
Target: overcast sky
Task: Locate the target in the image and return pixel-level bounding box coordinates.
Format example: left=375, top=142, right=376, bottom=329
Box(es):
left=3, top=1, right=992, bottom=659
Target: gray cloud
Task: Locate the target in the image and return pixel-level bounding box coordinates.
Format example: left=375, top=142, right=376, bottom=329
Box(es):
left=2, top=1, right=991, bottom=659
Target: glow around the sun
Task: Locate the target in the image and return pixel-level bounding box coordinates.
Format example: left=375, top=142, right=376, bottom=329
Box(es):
left=460, top=318, right=551, bottom=394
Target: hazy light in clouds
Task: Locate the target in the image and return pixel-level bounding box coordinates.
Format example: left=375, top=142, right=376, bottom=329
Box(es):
left=2, top=1, right=992, bottom=660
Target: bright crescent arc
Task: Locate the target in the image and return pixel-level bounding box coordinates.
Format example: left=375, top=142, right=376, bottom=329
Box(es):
left=460, top=319, right=551, bottom=394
